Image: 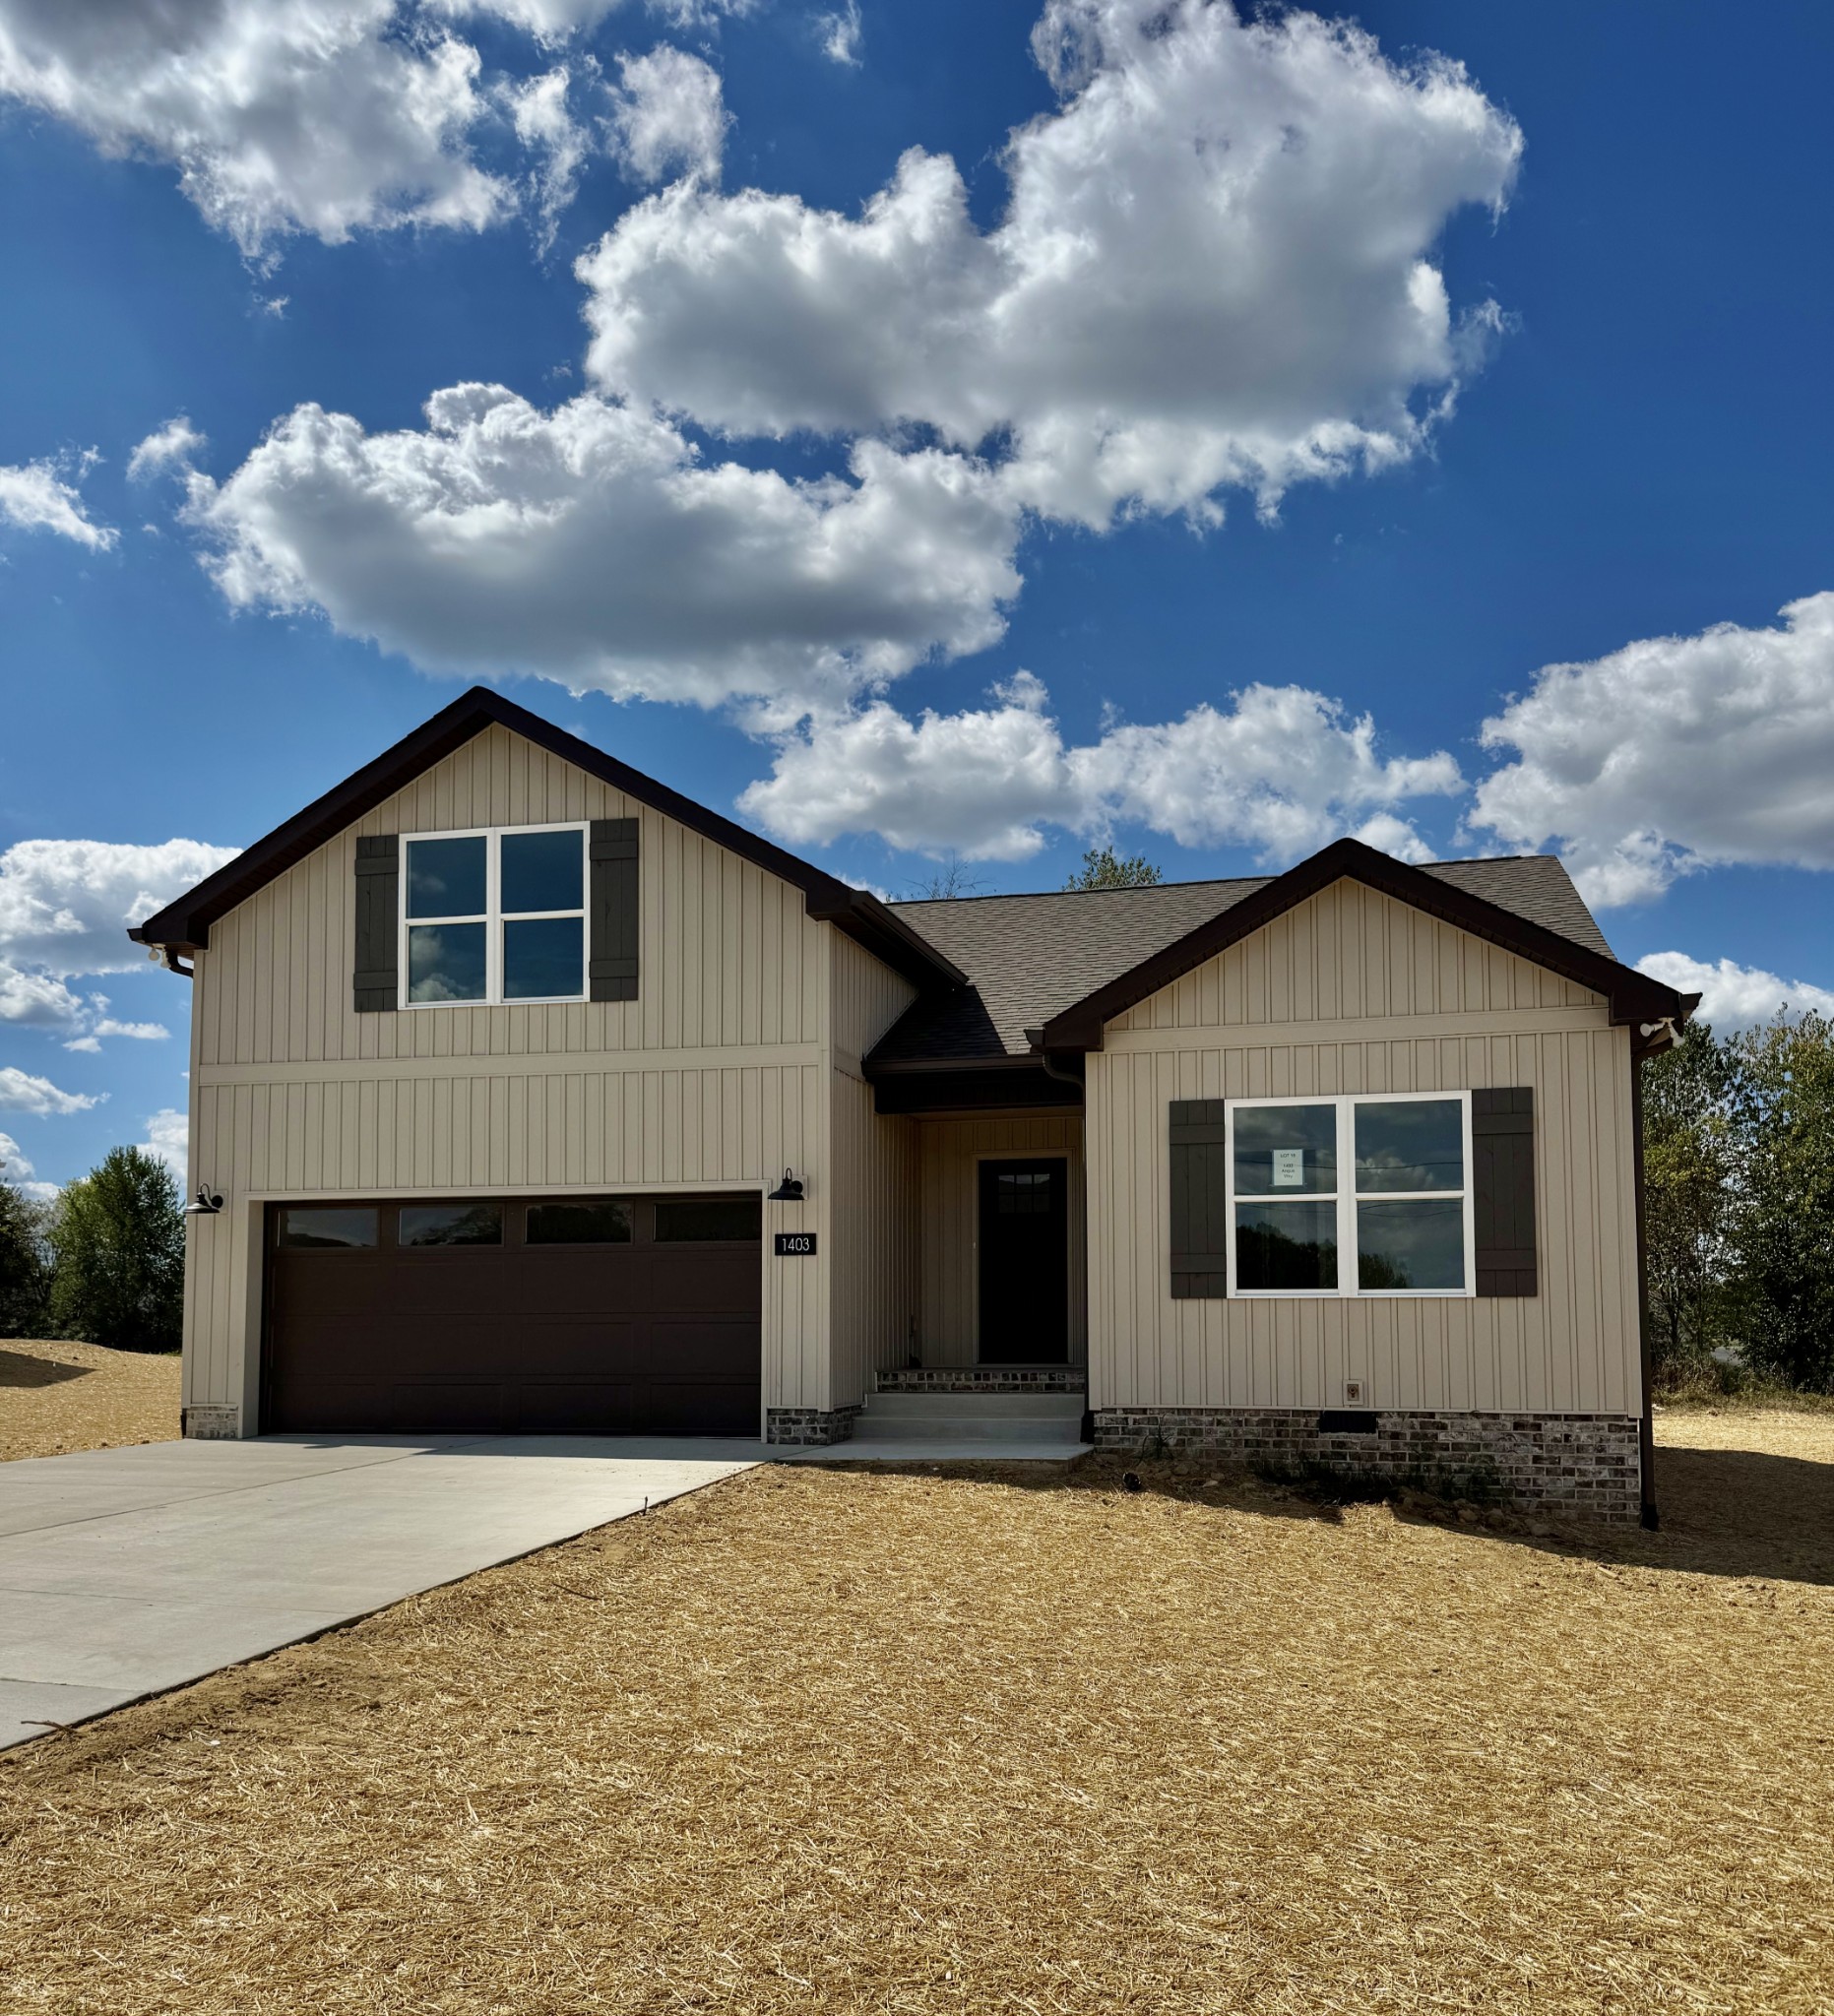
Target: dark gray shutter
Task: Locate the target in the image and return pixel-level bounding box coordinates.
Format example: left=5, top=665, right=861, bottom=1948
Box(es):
left=1473, top=1087, right=1537, bottom=1295
left=1170, top=1099, right=1230, bottom=1298
left=352, top=835, right=399, bottom=1013
left=589, top=817, right=639, bottom=1003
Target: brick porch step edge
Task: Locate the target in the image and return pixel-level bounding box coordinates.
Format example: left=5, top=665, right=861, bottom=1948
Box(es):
left=874, top=1368, right=1088, bottom=1395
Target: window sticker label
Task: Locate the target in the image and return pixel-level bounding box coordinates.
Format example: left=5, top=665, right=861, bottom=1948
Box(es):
left=1271, top=1148, right=1304, bottom=1187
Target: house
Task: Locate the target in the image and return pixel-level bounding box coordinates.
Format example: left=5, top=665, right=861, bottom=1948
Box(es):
left=132, top=687, right=1695, bottom=1521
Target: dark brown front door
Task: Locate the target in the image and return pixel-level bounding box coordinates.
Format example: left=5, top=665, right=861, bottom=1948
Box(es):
left=264, top=1194, right=761, bottom=1434
left=977, top=1158, right=1069, bottom=1363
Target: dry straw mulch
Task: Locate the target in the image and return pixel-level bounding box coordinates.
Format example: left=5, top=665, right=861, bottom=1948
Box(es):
left=2, top=1421, right=1831, bottom=2014
left=0, top=1338, right=180, bottom=1461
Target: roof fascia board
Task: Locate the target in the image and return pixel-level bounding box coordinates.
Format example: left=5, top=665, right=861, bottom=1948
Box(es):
left=869, top=1063, right=1078, bottom=1116
left=864, top=1052, right=1047, bottom=1076
left=129, top=687, right=963, bottom=992
left=1039, top=838, right=1691, bottom=1050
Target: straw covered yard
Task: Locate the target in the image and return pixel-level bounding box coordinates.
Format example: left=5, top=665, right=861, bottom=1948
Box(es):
left=2, top=1412, right=1830, bottom=2014
left=0, top=1339, right=180, bottom=1463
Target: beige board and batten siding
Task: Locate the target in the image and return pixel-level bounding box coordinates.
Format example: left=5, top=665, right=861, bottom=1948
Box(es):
left=183, top=723, right=856, bottom=1430
left=827, top=934, right=919, bottom=1411
left=915, top=1114, right=1088, bottom=1366
left=1086, top=878, right=1640, bottom=1418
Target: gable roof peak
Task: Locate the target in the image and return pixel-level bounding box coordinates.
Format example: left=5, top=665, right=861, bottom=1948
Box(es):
left=129, top=683, right=963, bottom=993
left=1033, top=835, right=1691, bottom=1053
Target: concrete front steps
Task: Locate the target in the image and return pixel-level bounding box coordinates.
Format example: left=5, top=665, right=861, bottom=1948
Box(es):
left=849, top=1389, right=1089, bottom=1455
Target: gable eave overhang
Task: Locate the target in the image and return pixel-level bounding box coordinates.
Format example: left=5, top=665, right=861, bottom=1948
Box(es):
left=1036, top=838, right=1695, bottom=1053
left=127, top=686, right=964, bottom=994
left=861, top=1052, right=1081, bottom=1115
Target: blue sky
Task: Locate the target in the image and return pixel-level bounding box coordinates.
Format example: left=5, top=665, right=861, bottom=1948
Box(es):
left=1, top=0, right=1831, bottom=1192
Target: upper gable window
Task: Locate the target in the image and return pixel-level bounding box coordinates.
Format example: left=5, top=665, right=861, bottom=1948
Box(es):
left=1226, top=1093, right=1473, bottom=1297
left=402, top=824, right=587, bottom=1006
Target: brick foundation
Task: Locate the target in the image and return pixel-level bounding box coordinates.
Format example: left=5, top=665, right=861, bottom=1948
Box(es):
left=1092, top=1408, right=1642, bottom=1521
left=874, top=1367, right=1087, bottom=1395
left=182, top=1405, right=243, bottom=1440
left=765, top=1406, right=859, bottom=1446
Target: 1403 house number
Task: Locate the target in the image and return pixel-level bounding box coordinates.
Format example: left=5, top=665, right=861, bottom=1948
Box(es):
left=774, top=1232, right=817, bottom=1257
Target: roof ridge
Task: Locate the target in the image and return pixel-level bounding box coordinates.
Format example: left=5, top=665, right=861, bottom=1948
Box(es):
left=885, top=853, right=1563, bottom=911
left=1423, top=852, right=1557, bottom=870
left=888, top=872, right=1268, bottom=910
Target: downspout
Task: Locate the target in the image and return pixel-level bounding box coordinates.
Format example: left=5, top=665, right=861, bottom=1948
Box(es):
left=1631, top=1041, right=1659, bottom=1531
left=1025, top=1028, right=1086, bottom=1100
left=1039, top=1050, right=1085, bottom=1097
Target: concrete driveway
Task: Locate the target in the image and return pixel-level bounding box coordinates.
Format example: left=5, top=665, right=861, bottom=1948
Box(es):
left=0, top=1435, right=762, bottom=1752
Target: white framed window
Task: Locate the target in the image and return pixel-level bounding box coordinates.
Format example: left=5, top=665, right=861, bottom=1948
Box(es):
left=399, top=823, right=588, bottom=1007
left=1225, top=1092, right=1475, bottom=1298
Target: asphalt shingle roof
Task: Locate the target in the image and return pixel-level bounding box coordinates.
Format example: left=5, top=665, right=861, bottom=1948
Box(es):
left=872, top=855, right=1615, bottom=1068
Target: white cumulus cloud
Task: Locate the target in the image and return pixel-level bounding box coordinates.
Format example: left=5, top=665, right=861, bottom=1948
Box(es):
left=0, top=968, right=85, bottom=1029
left=192, top=1, right=1519, bottom=729
left=0, top=0, right=615, bottom=252
left=137, top=1107, right=189, bottom=1179
left=816, top=1, right=862, bottom=66
left=128, top=416, right=208, bottom=482
left=432, top=0, right=753, bottom=38
left=505, top=66, right=594, bottom=244
left=0, top=1130, right=58, bottom=1202
left=0, top=838, right=241, bottom=976
left=579, top=0, right=1520, bottom=527
left=1634, top=954, right=1834, bottom=1034
left=65, top=1016, right=171, bottom=1054
left=1472, top=593, right=1834, bottom=906
left=185, top=385, right=1020, bottom=721
left=608, top=44, right=727, bottom=184
left=0, top=456, right=115, bottom=548
left=739, top=674, right=1462, bottom=860
left=0, top=1066, right=101, bottom=1117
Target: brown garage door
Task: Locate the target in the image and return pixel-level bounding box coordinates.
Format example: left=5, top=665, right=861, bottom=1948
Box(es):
left=264, top=1194, right=761, bottom=1434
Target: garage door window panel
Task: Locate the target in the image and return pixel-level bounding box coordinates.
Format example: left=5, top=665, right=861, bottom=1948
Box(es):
left=527, top=1199, right=633, bottom=1244
left=277, top=1207, right=379, bottom=1250
left=399, top=1203, right=502, bottom=1247
left=654, top=1196, right=763, bottom=1242
left=401, top=825, right=588, bottom=1007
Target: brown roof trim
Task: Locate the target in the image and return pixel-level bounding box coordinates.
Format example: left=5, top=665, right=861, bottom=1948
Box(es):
left=1037, top=837, right=1695, bottom=1051
left=865, top=1052, right=1045, bottom=1075
left=869, top=1061, right=1078, bottom=1116
left=128, top=686, right=964, bottom=994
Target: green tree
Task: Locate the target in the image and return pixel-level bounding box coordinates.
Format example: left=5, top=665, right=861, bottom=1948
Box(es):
left=1064, top=845, right=1163, bottom=890
left=1724, top=1010, right=1834, bottom=1392
left=1641, top=1024, right=1738, bottom=1380
left=0, top=1177, right=50, bottom=1338
left=47, top=1148, right=185, bottom=1354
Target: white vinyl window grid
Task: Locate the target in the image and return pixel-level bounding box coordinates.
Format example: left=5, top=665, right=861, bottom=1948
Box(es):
left=398, top=822, right=588, bottom=1008
left=1223, top=1090, right=1476, bottom=1299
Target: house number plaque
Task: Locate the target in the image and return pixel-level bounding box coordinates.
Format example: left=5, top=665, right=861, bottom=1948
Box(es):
left=774, top=1232, right=817, bottom=1257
